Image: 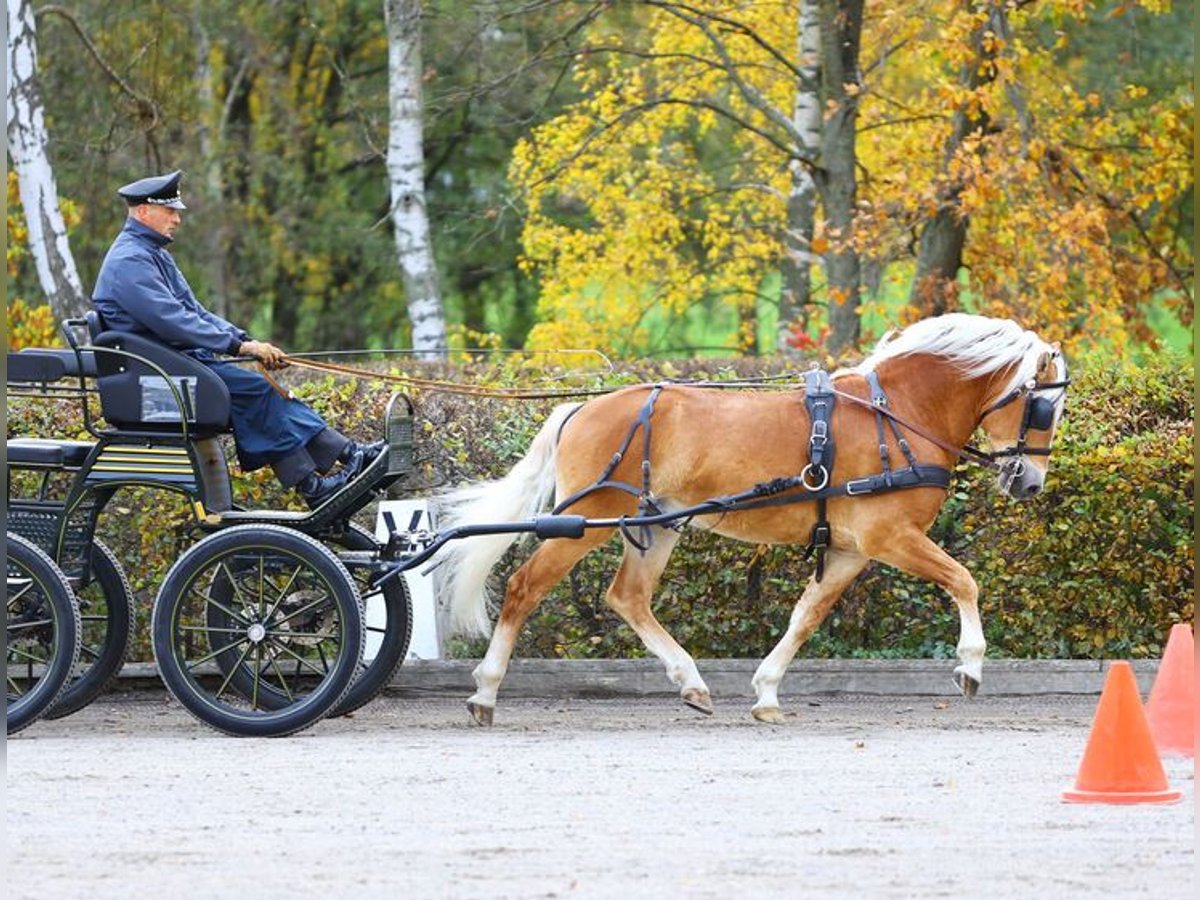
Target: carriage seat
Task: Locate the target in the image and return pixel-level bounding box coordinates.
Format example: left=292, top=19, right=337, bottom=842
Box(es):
left=9, top=348, right=97, bottom=381
left=85, top=310, right=233, bottom=436
left=6, top=438, right=95, bottom=469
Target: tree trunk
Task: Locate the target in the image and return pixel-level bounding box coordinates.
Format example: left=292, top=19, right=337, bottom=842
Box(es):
left=6, top=0, right=87, bottom=321
left=779, top=1, right=822, bottom=352
left=384, top=0, right=446, bottom=360
left=192, top=4, right=232, bottom=319
left=910, top=1, right=1007, bottom=314
left=816, top=0, right=864, bottom=354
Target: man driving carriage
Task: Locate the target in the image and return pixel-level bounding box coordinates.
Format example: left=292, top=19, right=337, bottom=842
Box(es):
left=91, top=169, right=381, bottom=509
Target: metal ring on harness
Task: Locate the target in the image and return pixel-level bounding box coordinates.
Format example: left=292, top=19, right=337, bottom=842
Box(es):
left=800, top=463, right=829, bottom=492
left=999, top=457, right=1026, bottom=492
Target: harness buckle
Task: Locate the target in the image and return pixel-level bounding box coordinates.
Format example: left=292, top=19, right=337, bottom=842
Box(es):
left=809, top=523, right=831, bottom=549
left=845, top=477, right=873, bottom=496
left=810, top=419, right=828, bottom=448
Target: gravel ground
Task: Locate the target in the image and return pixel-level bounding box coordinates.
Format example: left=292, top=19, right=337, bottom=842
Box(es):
left=6, top=692, right=1195, bottom=899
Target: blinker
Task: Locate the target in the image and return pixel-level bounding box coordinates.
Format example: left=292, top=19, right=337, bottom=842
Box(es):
left=1026, top=396, right=1056, bottom=431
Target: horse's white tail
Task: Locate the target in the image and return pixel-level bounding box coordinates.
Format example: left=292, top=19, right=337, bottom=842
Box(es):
left=432, top=402, right=582, bottom=638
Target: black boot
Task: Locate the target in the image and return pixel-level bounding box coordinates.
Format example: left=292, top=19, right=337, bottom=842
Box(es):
left=339, top=439, right=386, bottom=468
left=297, top=466, right=356, bottom=509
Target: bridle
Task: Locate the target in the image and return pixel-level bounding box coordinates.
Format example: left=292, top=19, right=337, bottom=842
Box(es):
left=972, top=352, right=1070, bottom=489
left=830, top=350, right=1070, bottom=478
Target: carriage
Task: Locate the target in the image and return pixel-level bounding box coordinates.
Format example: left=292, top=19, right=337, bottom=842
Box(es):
left=7, top=313, right=1068, bottom=736
left=7, top=314, right=421, bottom=736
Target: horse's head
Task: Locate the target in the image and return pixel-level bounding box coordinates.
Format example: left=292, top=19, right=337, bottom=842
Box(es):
left=977, top=343, right=1069, bottom=500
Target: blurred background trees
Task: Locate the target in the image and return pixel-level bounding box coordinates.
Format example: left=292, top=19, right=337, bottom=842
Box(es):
left=6, top=0, right=1193, bottom=360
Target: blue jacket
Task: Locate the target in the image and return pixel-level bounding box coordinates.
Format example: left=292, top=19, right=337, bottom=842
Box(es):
left=90, top=217, right=330, bottom=474
left=92, top=218, right=248, bottom=356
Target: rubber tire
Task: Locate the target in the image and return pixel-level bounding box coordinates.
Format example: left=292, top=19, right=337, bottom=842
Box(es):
left=151, top=524, right=363, bottom=737
left=328, top=523, right=413, bottom=717
left=45, top=540, right=134, bottom=719
left=206, top=523, right=413, bottom=718
left=7, top=533, right=82, bottom=735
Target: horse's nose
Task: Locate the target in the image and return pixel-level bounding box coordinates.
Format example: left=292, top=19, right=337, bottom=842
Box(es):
left=1024, top=482, right=1041, bottom=498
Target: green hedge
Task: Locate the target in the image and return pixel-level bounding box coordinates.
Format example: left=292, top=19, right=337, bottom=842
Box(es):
left=7, top=352, right=1193, bottom=661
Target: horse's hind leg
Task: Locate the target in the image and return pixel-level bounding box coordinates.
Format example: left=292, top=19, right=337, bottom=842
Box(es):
left=751, top=549, right=868, bottom=724
left=605, top=530, right=713, bottom=714
left=871, top=530, right=984, bottom=697
left=468, top=530, right=613, bottom=726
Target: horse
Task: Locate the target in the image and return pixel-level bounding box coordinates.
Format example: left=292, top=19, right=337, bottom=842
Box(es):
left=432, top=313, right=1069, bottom=725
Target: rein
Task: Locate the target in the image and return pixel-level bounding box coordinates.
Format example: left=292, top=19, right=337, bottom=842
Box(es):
left=261, top=355, right=1062, bottom=473
left=273, top=355, right=615, bottom=400
left=259, top=355, right=830, bottom=400
left=830, top=388, right=1005, bottom=471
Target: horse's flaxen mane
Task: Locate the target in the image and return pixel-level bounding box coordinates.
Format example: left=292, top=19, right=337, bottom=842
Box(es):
left=850, top=313, right=1053, bottom=393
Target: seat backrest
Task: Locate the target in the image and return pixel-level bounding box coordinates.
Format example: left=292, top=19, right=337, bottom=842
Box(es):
left=85, top=309, right=105, bottom=341
left=90, top=330, right=233, bottom=433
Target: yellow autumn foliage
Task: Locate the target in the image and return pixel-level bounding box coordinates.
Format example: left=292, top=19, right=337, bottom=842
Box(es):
left=510, top=0, right=1192, bottom=357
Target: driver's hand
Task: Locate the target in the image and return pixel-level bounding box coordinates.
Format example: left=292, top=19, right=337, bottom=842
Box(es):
left=240, top=340, right=289, bottom=370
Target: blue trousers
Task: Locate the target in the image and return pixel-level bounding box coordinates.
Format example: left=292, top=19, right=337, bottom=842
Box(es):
left=205, top=360, right=346, bottom=484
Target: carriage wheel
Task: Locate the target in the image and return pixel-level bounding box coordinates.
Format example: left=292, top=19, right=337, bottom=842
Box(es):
left=205, top=523, right=413, bottom=718
left=328, top=523, right=412, bottom=717
left=46, top=539, right=135, bottom=719
left=151, top=524, right=363, bottom=737
left=7, top=533, right=81, bottom=735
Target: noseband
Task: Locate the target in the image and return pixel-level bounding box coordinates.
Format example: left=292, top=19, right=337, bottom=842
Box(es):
left=977, top=354, right=1071, bottom=463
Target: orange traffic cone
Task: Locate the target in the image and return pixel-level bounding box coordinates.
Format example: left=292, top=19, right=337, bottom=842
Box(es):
left=1145, top=623, right=1195, bottom=758
left=1061, top=661, right=1181, bottom=804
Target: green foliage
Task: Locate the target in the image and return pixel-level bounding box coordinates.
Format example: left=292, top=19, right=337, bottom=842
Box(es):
left=6, top=352, right=1191, bottom=662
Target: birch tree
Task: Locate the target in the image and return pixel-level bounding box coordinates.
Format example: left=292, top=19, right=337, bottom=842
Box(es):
left=384, top=0, right=447, bottom=359
left=779, top=2, right=822, bottom=351
left=816, top=0, right=863, bottom=352
left=6, top=0, right=86, bottom=320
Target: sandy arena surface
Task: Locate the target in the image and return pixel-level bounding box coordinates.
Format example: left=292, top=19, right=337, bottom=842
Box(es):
left=6, top=692, right=1195, bottom=899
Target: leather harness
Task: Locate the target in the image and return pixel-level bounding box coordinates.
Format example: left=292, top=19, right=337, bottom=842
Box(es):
left=550, top=373, right=956, bottom=580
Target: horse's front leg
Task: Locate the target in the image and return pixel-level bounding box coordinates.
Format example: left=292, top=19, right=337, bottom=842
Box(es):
left=872, top=530, right=984, bottom=697
left=751, top=550, right=868, bottom=724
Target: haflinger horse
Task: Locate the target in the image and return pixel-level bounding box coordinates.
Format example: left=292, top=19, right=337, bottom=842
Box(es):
left=433, top=313, right=1068, bottom=725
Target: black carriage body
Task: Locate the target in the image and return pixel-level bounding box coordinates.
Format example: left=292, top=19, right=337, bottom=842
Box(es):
left=7, top=317, right=416, bottom=734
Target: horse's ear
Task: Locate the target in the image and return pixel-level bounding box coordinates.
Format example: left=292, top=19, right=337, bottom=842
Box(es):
left=1036, top=350, right=1055, bottom=377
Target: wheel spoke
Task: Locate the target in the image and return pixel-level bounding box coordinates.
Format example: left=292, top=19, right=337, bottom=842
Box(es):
left=265, top=652, right=296, bottom=702
left=200, top=592, right=252, bottom=628
left=8, top=618, right=55, bottom=632
left=185, top=635, right=251, bottom=670
left=261, top=564, right=305, bottom=624
left=265, top=638, right=330, bottom=677
left=214, top=640, right=256, bottom=700
left=267, top=630, right=336, bottom=640
left=251, top=642, right=263, bottom=710
left=7, top=674, right=25, bottom=695
left=8, top=578, right=35, bottom=607
left=179, top=625, right=245, bottom=635
left=8, top=644, right=51, bottom=664
left=271, top=594, right=334, bottom=628
left=217, top=559, right=260, bottom=612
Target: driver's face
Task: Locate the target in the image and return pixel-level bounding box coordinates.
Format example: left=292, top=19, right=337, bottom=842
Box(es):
left=135, top=204, right=183, bottom=239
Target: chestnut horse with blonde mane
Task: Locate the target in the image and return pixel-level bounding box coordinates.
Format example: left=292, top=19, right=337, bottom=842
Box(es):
left=434, top=314, right=1068, bottom=725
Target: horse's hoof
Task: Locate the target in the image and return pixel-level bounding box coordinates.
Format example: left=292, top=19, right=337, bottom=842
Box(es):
left=751, top=706, right=785, bottom=725
left=953, top=670, right=980, bottom=698
left=467, top=701, right=494, bottom=726
left=682, top=689, right=714, bottom=716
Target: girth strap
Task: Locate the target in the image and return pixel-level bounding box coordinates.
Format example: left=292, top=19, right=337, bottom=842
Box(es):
left=803, top=369, right=836, bottom=581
